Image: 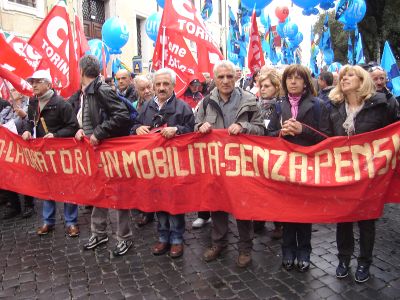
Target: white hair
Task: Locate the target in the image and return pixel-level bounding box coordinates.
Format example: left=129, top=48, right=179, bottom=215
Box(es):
left=134, top=75, right=152, bottom=86
left=154, top=68, right=176, bottom=85
left=213, top=60, right=236, bottom=77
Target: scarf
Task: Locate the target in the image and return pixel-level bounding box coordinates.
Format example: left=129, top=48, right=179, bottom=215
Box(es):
left=288, top=94, right=302, bottom=119
left=38, top=89, right=54, bottom=112
left=343, top=102, right=364, bottom=136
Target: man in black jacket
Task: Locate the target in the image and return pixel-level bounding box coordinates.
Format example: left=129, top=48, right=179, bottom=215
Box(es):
left=116, top=69, right=137, bottom=103
left=132, top=68, right=195, bottom=258
left=21, top=69, right=80, bottom=237
left=76, top=55, right=133, bottom=257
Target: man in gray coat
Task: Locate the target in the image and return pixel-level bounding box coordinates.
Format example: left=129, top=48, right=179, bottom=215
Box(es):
left=195, top=60, right=264, bottom=267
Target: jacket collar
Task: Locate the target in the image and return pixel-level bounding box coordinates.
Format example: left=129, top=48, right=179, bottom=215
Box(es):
left=84, top=76, right=101, bottom=95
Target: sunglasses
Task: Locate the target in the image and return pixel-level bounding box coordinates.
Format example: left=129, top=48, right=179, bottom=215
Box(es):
left=368, top=66, right=384, bottom=72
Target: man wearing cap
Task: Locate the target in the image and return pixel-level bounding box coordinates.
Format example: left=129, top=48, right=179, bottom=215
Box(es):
left=182, top=77, right=204, bottom=109
left=22, top=69, right=80, bottom=237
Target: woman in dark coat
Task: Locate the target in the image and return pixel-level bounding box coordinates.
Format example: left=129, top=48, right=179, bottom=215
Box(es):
left=328, top=65, right=399, bottom=283
left=267, top=65, right=330, bottom=272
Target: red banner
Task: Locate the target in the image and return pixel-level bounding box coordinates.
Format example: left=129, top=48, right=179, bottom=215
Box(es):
left=152, top=0, right=223, bottom=97
left=248, top=10, right=265, bottom=73
left=0, top=123, right=399, bottom=223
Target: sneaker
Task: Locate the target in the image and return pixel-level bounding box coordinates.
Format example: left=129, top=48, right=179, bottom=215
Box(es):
left=113, top=240, right=133, bottom=256
left=336, top=262, right=349, bottom=278
left=192, top=217, right=211, bottom=229
left=83, top=235, right=108, bottom=250
left=355, top=264, right=370, bottom=283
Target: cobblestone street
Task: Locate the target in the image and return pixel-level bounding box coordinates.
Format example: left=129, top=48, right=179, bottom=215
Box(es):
left=1, top=202, right=399, bottom=299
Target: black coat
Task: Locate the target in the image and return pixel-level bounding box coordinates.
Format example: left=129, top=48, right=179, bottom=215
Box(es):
left=318, top=86, right=334, bottom=110
left=23, top=92, right=79, bottom=138
left=132, top=94, right=195, bottom=135
left=327, top=92, right=399, bottom=136
left=83, top=76, right=131, bottom=140
left=267, top=93, right=330, bottom=146
left=118, top=85, right=137, bottom=104
left=68, top=90, right=81, bottom=116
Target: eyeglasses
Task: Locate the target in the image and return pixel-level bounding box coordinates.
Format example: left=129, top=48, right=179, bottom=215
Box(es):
left=29, top=79, right=46, bottom=84
left=368, top=66, right=384, bottom=72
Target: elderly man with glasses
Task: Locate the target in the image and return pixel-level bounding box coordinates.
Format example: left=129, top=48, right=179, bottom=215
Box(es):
left=22, top=69, right=80, bottom=237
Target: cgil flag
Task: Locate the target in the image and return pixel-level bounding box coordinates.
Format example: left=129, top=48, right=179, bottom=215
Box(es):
left=247, top=9, right=265, bottom=73
left=152, top=0, right=223, bottom=98
left=29, top=1, right=79, bottom=97
left=381, top=41, right=400, bottom=97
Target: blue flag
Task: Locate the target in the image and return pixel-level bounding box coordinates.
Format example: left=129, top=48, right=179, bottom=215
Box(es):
left=347, top=33, right=354, bottom=65
left=319, top=14, right=333, bottom=65
left=335, top=0, right=351, bottom=21
left=227, top=6, right=245, bottom=67
left=381, top=41, right=400, bottom=97
left=355, top=27, right=365, bottom=64
left=201, top=0, right=213, bottom=20
left=310, top=26, right=319, bottom=75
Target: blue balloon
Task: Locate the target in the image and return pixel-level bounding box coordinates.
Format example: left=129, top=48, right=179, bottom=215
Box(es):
left=283, top=22, right=298, bottom=39
left=292, top=0, right=320, bottom=15
left=102, top=17, right=129, bottom=52
left=323, top=49, right=334, bottom=65
left=145, top=12, right=161, bottom=41
left=87, top=39, right=110, bottom=69
left=241, top=0, right=272, bottom=10
left=320, top=0, right=335, bottom=10
left=290, top=31, right=304, bottom=47
left=340, top=0, right=366, bottom=30
left=328, top=62, right=343, bottom=73
left=156, top=0, right=164, bottom=8
left=260, top=8, right=270, bottom=28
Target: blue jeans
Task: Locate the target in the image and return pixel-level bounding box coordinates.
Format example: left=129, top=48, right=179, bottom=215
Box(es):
left=156, top=212, right=185, bottom=244
left=42, top=200, right=78, bottom=226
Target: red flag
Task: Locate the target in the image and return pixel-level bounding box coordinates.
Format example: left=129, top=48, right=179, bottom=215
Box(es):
left=6, top=35, right=42, bottom=76
left=152, top=0, right=223, bottom=97
left=0, top=66, right=33, bottom=97
left=29, top=2, right=79, bottom=97
left=247, top=10, right=265, bottom=74
left=0, top=35, right=33, bottom=96
left=74, top=14, right=90, bottom=58
left=101, top=43, right=107, bottom=77
left=0, top=77, right=10, bottom=100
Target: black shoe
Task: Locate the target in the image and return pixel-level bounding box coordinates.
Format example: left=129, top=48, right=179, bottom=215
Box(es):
left=22, top=207, right=34, bottom=218
left=355, top=264, right=370, bottom=283
left=113, top=240, right=133, bottom=256
left=3, top=208, right=20, bottom=219
left=282, top=259, right=295, bottom=271
left=297, top=261, right=310, bottom=273
left=83, top=235, right=109, bottom=250
left=336, top=262, right=349, bottom=278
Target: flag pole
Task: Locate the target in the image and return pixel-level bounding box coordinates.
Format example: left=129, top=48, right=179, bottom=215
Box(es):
left=161, top=26, right=166, bottom=68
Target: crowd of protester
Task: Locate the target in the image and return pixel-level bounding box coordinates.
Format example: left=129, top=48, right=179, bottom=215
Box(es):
left=1, top=55, right=399, bottom=284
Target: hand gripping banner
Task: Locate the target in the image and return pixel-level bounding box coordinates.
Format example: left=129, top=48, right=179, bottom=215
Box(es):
left=0, top=123, right=399, bottom=223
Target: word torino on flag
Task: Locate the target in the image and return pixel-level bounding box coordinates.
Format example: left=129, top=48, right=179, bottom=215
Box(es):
left=247, top=9, right=265, bottom=74
left=152, top=0, right=223, bottom=97
left=28, top=1, right=79, bottom=97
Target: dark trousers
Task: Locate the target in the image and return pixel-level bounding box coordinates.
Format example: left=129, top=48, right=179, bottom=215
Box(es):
left=211, top=211, right=253, bottom=252
left=282, top=222, right=312, bottom=262
left=5, top=190, right=21, bottom=212
left=198, top=211, right=210, bottom=220
left=336, top=220, right=375, bottom=266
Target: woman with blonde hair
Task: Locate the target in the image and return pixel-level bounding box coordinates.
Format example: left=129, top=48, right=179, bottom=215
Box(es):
left=267, top=64, right=330, bottom=272
left=328, top=65, right=398, bottom=283
left=254, top=70, right=284, bottom=237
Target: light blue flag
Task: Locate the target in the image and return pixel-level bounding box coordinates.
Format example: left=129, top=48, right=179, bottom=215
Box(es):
left=319, top=14, right=334, bottom=64
left=347, top=33, right=354, bottom=65
left=381, top=41, right=400, bottom=97
left=201, top=0, right=213, bottom=20
left=355, top=27, right=365, bottom=64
